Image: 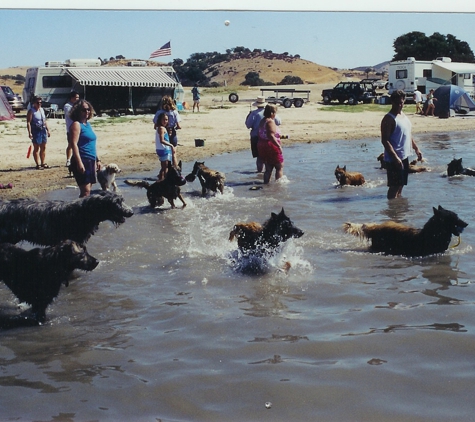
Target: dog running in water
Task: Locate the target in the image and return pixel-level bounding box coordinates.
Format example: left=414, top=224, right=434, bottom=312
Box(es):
left=343, top=205, right=468, bottom=257
left=97, top=163, right=121, bottom=191
left=334, top=165, right=365, bottom=186
left=377, top=153, right=428, bottom=173
left=125, top=161, right=186, bottom=208
left=0, top=191, right=134, bottom=246
left=0, top=240, right=99, bottom=323
left=185, top=161, right=226, bottom=196
left=447, top=158, right=475, bottom=177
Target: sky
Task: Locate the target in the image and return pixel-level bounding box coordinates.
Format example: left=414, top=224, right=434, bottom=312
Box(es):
left=1, top=4, right=475, bottom=70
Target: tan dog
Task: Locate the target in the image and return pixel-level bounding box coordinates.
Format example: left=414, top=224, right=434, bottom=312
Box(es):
left=185, top=161, right=225, bottom=196
left=97, top=163, right=121, bottom=191
left=377, top=153, right=427, bottom=173
left=334, top=165, right=365, bottom=186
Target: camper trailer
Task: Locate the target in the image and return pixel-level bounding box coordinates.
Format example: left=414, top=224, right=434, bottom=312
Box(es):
left=388, top=57, right=475, bottom=97
left=22, top=59, right=183, bottom=114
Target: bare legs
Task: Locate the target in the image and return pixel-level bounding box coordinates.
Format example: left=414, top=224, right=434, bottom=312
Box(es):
left=263, top=164, right=284, bottom=184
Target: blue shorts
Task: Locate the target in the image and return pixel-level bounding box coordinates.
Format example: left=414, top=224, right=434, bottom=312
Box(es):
left=71, top=157, right=97, bottom=185
left=32, top=127, right=48, bottom=145
left=156, top=148, right=172, bottom=162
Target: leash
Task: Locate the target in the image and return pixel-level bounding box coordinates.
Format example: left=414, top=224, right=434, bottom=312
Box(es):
left=450, top=236, right=461, bottom=248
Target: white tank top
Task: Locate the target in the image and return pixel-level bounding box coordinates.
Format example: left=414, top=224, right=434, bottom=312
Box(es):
left=384, top=112, right=412, bottom=162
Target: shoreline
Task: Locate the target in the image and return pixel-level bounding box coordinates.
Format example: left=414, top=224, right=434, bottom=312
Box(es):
left=1, top=85, right=474, bottom=200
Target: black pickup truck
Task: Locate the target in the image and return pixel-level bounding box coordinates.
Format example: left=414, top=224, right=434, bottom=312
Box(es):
left=321, top=81, right=375, bottom=105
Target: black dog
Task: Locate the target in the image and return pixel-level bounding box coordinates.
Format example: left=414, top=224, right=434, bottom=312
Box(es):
left=229, top=208, right=304, bottom=252
left=0, top=240, right=99, bottom=323
left=447, top=158, right=475, bottom=177
left=185, top=161, right=226, bottom=196
left=344, top=205, right=468, bottom=257
left=0, top=191, right=133, bottom=246
left=125, top=161, right=186, bottom=208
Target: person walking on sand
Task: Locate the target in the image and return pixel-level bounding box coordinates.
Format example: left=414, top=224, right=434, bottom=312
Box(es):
left=26, top=96, right=51, bottom=170
left=413, top=88, right=422, bottom=114
left=191, top=83, right=200, bottom=112
left=257, top=104, right=284, bottom=184
left=245, top=95, right=281, bottom=173
left=64, top=90, right=80, bottom=167
left=381, top=90, right=423, bottom=200
left=424, top=89, right=436, bottom=116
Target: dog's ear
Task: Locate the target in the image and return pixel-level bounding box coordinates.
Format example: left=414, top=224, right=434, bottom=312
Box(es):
left=279, top=207, right=285, bottom=216
left=433, top=206, right=441, bottom=215
left=271, top=212, right=277, bottom=219
left=343, top=165, right=346, bottom=171
left=178, top=160, right=182, bottom=170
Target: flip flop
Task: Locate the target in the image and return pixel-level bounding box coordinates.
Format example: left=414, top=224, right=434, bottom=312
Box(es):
left=41, top=164, right=50, bottom=169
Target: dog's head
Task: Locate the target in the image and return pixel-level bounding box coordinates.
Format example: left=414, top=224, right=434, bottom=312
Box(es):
left=57, top=240, right=99, bottom=272
left=104, top=163, right=121, bottom=174
left=433, top=205, right=468, bottom=236
left=264, top=208, right=304, bottom=246
left=447, top=158, right=464, bottom=176
left=334, top=165, right=347, bottom=181
left=85, top=192, right=134, bottom=225
left=186, top=161, right=204, bottom=182
left=167, top=162, right=186, bottom=186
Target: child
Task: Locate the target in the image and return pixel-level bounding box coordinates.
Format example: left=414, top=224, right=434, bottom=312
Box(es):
left=155, top=113, right=177, bottom=180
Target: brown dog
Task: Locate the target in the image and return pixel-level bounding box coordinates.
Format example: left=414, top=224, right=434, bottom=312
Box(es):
left=185, top=161, right=225, bottom=196
left=377, top=153, right=427, bottom=173
left=334, top=165, right=365, bottom=186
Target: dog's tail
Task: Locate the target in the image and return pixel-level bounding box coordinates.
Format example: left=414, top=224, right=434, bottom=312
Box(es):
left=124, top=180, right=151, bottom=189
left=343, top=222, right=368, bottom=239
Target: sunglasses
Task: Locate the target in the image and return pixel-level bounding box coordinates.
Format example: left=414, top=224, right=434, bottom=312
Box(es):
left=82, top=108, right=90, bottom=112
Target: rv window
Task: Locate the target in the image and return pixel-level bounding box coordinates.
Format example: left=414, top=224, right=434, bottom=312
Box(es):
left=463, top=73, right=471, bottom=79
left=396, top=69, right=407, bottom=79
left=42, top=75, right=73, bottom=88
left=422, top=69, right=432, bottom=78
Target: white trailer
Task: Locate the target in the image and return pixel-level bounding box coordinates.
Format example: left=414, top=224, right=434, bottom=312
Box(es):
left=388, top=57, right=475, bottom=97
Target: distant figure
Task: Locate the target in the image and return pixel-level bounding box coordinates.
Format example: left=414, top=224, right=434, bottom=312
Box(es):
left=245, top=95, right=281, bottom=172
left=413, top=89, right=422, bottom=114
left=381, top=90, right=423, bottom=199
left=425, top=89, right=436, bottom=116
left=153, top=96, right=182, bottom=147
left=191, top=83, right=200, bottom=112
left=63, top=90, right=80, bottom=167
left=26, top=96, right=51, bottom=170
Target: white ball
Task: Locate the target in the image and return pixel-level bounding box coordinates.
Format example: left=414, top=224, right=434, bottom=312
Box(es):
left=224, top=20, right=230, bottom=26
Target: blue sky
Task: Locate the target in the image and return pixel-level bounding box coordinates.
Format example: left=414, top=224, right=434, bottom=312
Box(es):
left=2, top=8, right=475, bottom=70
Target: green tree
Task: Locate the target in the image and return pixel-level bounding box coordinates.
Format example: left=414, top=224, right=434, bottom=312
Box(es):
left=241, top=71, right=265, bottom=86
left=278, top=75, right=303, bottom=85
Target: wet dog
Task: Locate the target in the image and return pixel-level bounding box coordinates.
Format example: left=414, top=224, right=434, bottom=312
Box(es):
left=125, top=161, right=186, bottom=208
left=185, top=161, right=226, bottom=196
left=377, top=153, right=428, bottom=173
left=229, top=208, right=304, bottom=252
left=0, top=240, right=99, bottom=323
left=343, top=205, right=468, bottom=257
left=334, top=165, right=365, bottom=186
left=0, top=191, right=134, bottom=246
left=447, top=158, right=475, bottom=177
left=97, top=163, right=121, bottom=191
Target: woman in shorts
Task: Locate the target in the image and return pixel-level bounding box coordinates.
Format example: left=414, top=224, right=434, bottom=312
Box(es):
left=155, top=113, right=177, bottom=180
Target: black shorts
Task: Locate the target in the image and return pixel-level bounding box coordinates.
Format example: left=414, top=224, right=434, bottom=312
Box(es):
left=386, top=158, right=409, bottom=187
left=71, top=156, right=97, bottom=186
left=250, top=135, right=259, bottom=158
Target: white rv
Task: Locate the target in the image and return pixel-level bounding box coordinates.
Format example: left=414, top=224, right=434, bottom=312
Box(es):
left=388, top=57, right=475, bottom=97
left=23, top=59, right=183, bottom=114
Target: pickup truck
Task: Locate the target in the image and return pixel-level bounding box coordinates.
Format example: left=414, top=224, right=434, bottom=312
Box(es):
left=321, top=81, right=375, bottom=105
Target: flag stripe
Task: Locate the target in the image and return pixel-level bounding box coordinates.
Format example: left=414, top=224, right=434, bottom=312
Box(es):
left=150, top=42, right=171, bottom=58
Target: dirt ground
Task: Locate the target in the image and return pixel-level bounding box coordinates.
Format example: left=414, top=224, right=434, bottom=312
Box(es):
left=1, top=84, right=474, bottom=200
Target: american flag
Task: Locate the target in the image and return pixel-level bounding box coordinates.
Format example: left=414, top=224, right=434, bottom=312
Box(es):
left=149, top=41, right=172, bottom=59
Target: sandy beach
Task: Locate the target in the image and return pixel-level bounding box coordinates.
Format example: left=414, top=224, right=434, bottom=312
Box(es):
left=1, top=84, right=474, bottom=199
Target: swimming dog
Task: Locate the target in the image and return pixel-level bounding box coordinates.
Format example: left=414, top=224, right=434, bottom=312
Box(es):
left=0, top=192, right=134, bottom=246
left=447, top=158, right=475, bottom=177
left=343, top=205, right=468, bottom=257
left=0, top=240, right=99, bottom=323
left=125, top=161, right=186, bottom=208
left=185, top=161, right=226, bottom=196
left=335, top=165, right=365, bottom=186
left=97, top=163, right=121, bottom=191
left=377, top=153, right=428, bottom=173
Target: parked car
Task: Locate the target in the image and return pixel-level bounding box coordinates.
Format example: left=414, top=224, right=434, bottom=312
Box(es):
left=0, top=85, right=24, bottom=112
left=321, top=81, right=376, bottom=105
left=360, top=78, right=388, bottom=90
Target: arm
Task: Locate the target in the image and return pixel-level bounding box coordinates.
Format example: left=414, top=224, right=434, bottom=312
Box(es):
left=70, top=121, right=85, bottom=173
left=26, top=110, right=33, bottom=139
left=412, top=139, right=423, bottom=161
left=380, top=115, right=401, bottom=167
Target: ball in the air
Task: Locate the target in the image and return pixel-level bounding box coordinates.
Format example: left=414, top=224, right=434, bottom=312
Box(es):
left=224, top=20, right=230, bottom=26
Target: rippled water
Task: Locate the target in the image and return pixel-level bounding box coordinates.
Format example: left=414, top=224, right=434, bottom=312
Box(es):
left=1, top=130, right=475, bottom=421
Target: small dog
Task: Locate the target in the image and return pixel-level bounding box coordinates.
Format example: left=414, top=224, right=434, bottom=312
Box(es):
left=229, top=208, right=304, bottom=252
left=377, top=153, right=428, bottom=173
left=0, top=191, right=134, bottom=246
left=97, top=163, right=121, bottom=191
left=343, top=205, right=468, bottom=257
left=335, top=165, right=365, bottom=186
left=125, top=161, right=186, bottom=208
left=0, top=240, right=99, bottom=322
left=447, top=158, right=475, bottom=177
left=185, top=161, right=226, bottom=196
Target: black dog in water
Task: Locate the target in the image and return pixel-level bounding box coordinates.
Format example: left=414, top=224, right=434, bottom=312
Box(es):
left=447, top=158, right=475, bottom=177
left=344, top=205, right=468, bottom=257
left=125, top=161, right=187, bottom=208
left=0, top=191, right=134, bottom=246
left=0, top=240, right=99, bottom=324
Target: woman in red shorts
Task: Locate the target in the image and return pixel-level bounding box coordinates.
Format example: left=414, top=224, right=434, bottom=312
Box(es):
left=257, top=104, right=283, bottom=184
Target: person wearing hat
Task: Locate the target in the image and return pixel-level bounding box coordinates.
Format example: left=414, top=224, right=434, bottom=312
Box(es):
left=245, top=95, right=281, bottom=172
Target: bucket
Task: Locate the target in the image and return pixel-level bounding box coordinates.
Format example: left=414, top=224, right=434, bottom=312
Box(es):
left=195, top=139, right=205, bottom=147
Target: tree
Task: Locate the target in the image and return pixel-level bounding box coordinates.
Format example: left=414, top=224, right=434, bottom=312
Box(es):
left=241, top=71, right=265, bottom=86
left=393, top=31, right=475, bottom=62
left=364, top=67, right=374, bottom=78
left=278, top=75, right=303, bottom=85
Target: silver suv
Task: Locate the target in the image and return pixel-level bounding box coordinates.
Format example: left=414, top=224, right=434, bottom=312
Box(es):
left=0, top=85, right=24, bottom=112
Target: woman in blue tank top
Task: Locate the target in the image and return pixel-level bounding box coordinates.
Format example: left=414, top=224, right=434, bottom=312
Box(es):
left=69, top=99, right=101, bottom=197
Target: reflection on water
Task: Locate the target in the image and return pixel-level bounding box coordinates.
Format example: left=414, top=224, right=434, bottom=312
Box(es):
left=1, top=131, right=475, bottom=421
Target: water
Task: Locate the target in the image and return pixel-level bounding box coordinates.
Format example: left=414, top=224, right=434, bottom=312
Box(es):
left=1, top=131, right=475, bottom=421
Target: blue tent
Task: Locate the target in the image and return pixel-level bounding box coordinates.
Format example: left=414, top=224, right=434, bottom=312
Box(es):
left=434, top=85, right=475, bottom=117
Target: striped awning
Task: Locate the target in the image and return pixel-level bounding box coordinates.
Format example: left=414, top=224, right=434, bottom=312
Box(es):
left=65, top=67, right=179, bottom=87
